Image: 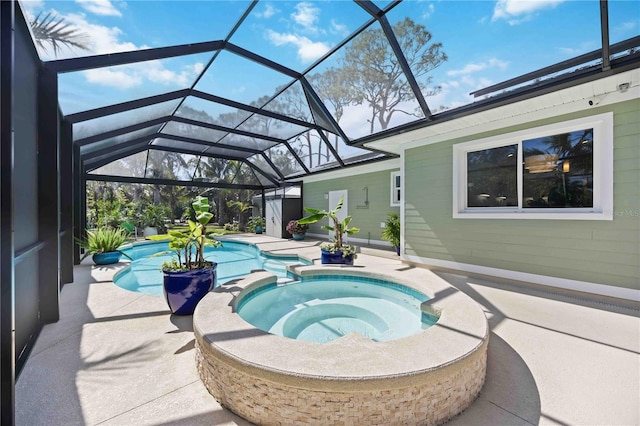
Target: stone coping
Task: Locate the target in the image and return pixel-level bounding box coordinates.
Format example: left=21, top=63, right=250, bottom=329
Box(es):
left=194, top=261, right=488, bottom=391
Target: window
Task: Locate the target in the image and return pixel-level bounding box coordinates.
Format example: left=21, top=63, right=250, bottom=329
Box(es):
left=453, top=113, right=613, bottom=220
left=391, top=171, right=401, bottom=206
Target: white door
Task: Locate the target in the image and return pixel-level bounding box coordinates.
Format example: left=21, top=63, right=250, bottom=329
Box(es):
left=328, top=190, right=348, bottom=242
left=265, top=200, right=282, bottom=238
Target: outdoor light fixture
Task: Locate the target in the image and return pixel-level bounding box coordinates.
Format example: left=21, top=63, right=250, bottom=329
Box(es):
left=588, top=95, right=604, bottom=106
left=563, top=161, right=570, bottom=173
left=618, top=82, right=630, bottom=93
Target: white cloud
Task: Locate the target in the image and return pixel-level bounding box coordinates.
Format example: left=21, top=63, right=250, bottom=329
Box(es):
left=19, top=0, right=45, bottom=16
left=292, top=2, right=320, bottom=28
left=63, top=12, right=141, bottom=55
left=422, top=4, right=435, bottom=20
left=232, top=86, right=246, bottom=95
left=84, top=60, right=199, bottom=89
left=84, top=68, right=141, bottom=88
left=613, top=20, right=637, bottom=34
left=447, top=58, right=508, bottom=76
left=256, top=3, right=278, bottom=19
left=146, top=61, right=194, bottom=86
left=28, top=10, right=200, bottom=90
left=266, top=30, right=329, bottom=62
left=330, top=20, right=349, bottom=37
left=76, top=0, right=122, bottom=17
left=492, top=0, right=564, bottom=25
left=193, top=62, right=205, bottom=75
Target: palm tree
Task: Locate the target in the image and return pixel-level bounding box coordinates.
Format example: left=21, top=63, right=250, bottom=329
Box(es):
left=30, top=12, right=90, bottom=57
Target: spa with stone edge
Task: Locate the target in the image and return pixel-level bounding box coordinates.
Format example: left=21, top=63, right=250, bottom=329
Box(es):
left=193, top=262, right=489, bottom=425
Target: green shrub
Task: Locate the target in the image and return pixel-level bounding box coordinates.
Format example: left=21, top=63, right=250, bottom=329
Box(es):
left=382, top=212, right=400, bottom=247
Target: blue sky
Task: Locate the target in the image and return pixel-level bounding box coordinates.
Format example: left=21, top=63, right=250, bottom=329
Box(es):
left=21, top=0, right=640, bottom=137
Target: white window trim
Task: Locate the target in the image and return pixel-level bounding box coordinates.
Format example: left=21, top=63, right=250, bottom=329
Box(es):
left=453, top=112, right=613, bottom=220
left=390, top=171, right=401, bottom=207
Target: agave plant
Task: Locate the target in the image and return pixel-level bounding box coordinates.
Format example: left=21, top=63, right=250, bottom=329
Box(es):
left=77, top=227, right=132, bottom=261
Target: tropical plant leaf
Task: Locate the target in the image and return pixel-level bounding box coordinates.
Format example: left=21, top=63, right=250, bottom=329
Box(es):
left=298, top=213, right=325, bottom=224
left=30, top=12, right=90, bottom=57
left=303, top=207, right=322, bottom=214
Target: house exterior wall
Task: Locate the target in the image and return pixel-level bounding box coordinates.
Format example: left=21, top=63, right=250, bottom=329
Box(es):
left=403, top=99, right=639, bottom=294
left=302, top=166, right=400, bottom=246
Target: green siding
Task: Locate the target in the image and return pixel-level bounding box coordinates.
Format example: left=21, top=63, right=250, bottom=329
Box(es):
left=303, top=170, right=400, bottom=244
left=405, top=99, right=640, bottom=290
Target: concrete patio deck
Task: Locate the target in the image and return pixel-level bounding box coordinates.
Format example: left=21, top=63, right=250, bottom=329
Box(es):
left=15, top=235, right=640, bottom=425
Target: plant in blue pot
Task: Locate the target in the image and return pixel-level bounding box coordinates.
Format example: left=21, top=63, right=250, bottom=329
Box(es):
left=298, top=197, right=359, bottom=265
left=286, top=219, right=309, bottom=240
left=248, top=216, right=266, bottom=234
left=77, top=227, right=132, bottom=265
left=161, top=196, right=222, bottom=315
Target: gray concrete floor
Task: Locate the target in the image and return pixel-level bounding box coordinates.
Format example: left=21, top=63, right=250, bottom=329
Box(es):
left=16, top=235, right=640, bottom=425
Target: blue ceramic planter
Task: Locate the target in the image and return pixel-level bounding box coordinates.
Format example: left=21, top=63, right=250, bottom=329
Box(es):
left=292, top=233, right=306, bottom=241
left=92, top=252, right=122, bottom=265
left=320, top=249, right=354, bottom=265
left=254, top=226, right=263, bottom=234
left=163, top=264, right=217, bottom=315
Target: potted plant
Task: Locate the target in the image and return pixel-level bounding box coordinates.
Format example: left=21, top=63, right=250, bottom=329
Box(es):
left=161, top=196, right=222, bottom=315
left=381, top=212, right=401, bottom=255
left=286, top=219, right=309, bottom=240
left=77, top=227, right=132, bottom=265
left=248, top=216, right=266, bottom=234
left=298, top=196, right=359, bottom=265
left=142, top=204, right=167, bottom=237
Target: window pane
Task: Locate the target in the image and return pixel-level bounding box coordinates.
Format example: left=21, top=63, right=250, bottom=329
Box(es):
left=59, top=52, right=212, bottom=115
left=467, top=144, right=517, bottom=207
left=89, top=151, right=148, bottom=178
left=228, top=1, right=369, bottom=72
left=522, top=129, right=593, bottom=208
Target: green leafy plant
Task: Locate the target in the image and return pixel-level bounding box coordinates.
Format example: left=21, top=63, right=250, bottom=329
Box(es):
left=298, top=196, right=359, bottom=257
left=161, top=196, right=221, bottom=271
left=224, top=220, right=240, bottom=232
left=381, top=212, right=400, bottom=248
left=76, top=227, right=132, bottom=261
left=247, top=216, right=266, bottom=232
left=286, top=219, right=309, bottom=235
left=142, top=204, right=169, bottom=232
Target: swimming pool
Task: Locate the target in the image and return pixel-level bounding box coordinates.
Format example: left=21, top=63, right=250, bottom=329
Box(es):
left=237, top=276, right=437, bottom=343
left=114, top=241, right=309, bottom=296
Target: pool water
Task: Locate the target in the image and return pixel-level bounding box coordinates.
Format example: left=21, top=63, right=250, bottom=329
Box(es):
left=114, top=241, right=308, bottom=296
left=237, top=277, right=438, bottom=343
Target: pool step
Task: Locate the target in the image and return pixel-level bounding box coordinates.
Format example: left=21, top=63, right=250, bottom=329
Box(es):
left=277, top=278, right=299, bottom=286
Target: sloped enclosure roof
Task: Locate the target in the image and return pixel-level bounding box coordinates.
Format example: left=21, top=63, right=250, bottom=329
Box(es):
left=29, top=0, right=640, bottom=189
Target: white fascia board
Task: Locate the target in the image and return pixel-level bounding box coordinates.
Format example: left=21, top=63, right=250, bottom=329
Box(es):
left=366, top=69, right=639, bottom=153
left=298, top=158, right=401, bottom=184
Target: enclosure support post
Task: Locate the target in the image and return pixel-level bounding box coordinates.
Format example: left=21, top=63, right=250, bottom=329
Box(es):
left=60, top=120, right=74, bottom=284
left=0, top=1, right=16, bottom=423
left=73, top=144, right=82, bottom=264
left=37, top=65, right=61, bottom=323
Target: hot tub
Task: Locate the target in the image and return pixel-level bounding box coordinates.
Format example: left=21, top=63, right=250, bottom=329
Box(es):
left=194, top=265, right=488, bottom=425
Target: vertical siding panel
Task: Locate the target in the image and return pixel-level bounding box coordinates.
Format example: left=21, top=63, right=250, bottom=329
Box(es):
left=302, top=169, right=400, bottom=244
